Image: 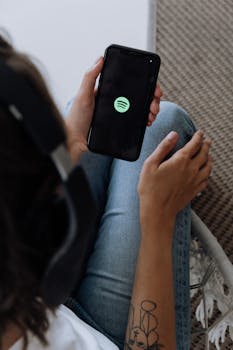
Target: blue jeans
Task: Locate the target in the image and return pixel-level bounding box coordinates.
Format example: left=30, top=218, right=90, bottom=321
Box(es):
left=65, top=101, right=196, bottom=349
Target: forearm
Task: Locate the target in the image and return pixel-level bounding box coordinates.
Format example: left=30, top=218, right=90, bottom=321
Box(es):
left=124, top=218, right=176, bottom=350
left=66, top=137, right=87, bottom=165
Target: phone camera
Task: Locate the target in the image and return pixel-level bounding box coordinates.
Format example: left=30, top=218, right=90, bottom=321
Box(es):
left=149, top=59, right=153, bottom=63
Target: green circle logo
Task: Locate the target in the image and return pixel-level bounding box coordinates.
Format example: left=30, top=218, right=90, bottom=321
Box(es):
left=114, top=96, right=130, bottom=113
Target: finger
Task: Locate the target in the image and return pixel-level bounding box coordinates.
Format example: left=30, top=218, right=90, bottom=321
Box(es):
left=150, top=99, right=160, bottom=115
left=154, top=83, right=163, bottom=99
left=153, top=95, right=161, bottom=103
left=182, top=130, right=204, bottom=158
left=193, top=139, right=212, bottom=169
left=195, top=180, right=209, bottom=196
left=196, top=156, right=213, bottom=184
left=80, top=57, right=104, bottom=97
left=148, top=112, right=156, bottom=125
left=147, top=131, right=179, bottom=166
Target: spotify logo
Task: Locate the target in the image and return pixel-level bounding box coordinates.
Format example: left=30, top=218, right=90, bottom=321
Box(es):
left=114, top=96, right=130, bottom=113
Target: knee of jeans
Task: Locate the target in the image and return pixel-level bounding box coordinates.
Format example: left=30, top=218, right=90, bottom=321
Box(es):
left=158, top=101, right=197, bottom=136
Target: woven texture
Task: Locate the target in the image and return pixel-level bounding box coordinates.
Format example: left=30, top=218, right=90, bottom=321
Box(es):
left=156, top=0, right=233, bottom=349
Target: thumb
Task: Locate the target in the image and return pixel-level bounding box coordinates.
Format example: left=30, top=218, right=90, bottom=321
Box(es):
left=80, top=57, right=104, bottom=97
left=149, top=131, right=179, bottom=166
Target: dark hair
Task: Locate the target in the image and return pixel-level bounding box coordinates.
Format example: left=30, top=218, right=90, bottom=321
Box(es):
left=0, top=33, right=67, bottom=349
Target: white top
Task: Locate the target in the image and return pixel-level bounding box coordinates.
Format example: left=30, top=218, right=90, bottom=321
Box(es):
left=10, top=305, right=119, bottom=350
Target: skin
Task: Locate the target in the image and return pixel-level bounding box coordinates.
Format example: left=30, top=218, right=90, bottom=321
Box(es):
left=138, top=130, right=212, bottom=223
left=3, top=56, right=212, bottom=349
left=125, top=130, right=212, bottom=349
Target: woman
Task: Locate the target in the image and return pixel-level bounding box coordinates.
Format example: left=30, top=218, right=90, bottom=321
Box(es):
left=0, top=33, right=212, bottom=350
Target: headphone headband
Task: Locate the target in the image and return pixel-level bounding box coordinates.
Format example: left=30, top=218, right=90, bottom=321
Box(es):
left=0, top=59, right=66, bottom=155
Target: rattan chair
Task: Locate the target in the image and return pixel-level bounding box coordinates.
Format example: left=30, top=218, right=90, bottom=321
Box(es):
left=190, top=210, right=233, bottom=349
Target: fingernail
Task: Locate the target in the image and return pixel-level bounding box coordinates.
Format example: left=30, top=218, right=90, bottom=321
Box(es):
left=198, top=130, right=204, bottom=137
left=167, top=131, right=177, bottom=140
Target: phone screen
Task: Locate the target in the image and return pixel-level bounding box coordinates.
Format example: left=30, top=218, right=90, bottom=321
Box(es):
left=88, top=45, right=160, bottom=161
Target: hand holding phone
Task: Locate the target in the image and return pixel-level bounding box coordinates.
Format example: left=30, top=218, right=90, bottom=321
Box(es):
left=65, top=57, right=104, bottom=163
left=88, top=44, right=161, bottom=161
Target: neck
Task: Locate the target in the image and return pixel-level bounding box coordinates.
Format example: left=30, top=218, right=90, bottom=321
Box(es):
left=2, top=323, right=22, bottom=350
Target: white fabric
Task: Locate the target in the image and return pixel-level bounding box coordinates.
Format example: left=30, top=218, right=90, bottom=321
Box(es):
left=10, top=305, right=119, bottom=350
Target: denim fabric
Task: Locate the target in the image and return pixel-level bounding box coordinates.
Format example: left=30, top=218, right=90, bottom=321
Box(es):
left=65, top=101, right=197, bottom=350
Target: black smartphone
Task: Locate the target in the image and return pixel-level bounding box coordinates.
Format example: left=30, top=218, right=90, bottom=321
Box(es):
left=87, top=44, right=161, bottom=161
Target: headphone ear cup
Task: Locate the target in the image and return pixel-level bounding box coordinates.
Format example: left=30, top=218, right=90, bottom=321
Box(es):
left=20, top=194, right=68, bottom=280
left=40, top=166, right=98, bottom=307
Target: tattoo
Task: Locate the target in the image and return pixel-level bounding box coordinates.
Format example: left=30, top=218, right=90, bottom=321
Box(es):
left=124, top=300, right=164, bottom=349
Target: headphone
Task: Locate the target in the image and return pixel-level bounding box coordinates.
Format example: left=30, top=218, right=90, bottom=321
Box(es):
left=0, top=58, right=97, bottom=306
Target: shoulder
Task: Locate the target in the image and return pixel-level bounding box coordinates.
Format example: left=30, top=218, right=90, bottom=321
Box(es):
left=11, top=305, right=119, bottom=350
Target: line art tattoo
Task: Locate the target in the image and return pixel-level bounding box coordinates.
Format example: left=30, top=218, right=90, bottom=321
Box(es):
left=124, top=300, right=164, bottom=349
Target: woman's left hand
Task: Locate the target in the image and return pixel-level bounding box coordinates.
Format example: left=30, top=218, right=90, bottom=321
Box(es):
left=65, top=56, right=104, bottom=163
left=66, top=57, right=163, bottom=163
left=147, top=83, right=163, bottom=126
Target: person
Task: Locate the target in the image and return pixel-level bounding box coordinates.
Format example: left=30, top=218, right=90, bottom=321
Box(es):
left=0, top=33, right=212, bottom=350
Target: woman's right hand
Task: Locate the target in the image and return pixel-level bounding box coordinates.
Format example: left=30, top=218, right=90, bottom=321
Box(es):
left=138, top=130, right=212, bottom=227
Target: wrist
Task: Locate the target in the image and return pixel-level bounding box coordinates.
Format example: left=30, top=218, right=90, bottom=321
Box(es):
left=66, top=131, right=87, bottom=165
left=140, top=203, right=176, bottom=228
left=70, top=141, right=88, bottom=163
left=140, top=210, right=176, bottom=244
left=65, top=121, right=88, bottom=164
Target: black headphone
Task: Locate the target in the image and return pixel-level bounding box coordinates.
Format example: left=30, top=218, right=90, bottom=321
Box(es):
left=0, top=59, right=97, bottom=306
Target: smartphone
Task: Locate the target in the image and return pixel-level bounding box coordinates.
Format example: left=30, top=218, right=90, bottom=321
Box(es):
left=87, top=44, right=161, bottom=161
